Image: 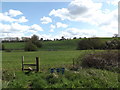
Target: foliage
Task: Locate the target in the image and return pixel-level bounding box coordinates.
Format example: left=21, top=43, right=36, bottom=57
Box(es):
left=3, top=38, right=113, bottom=51
left=76, top=50, right=119, bottom=72
left=30, top=35, right=42, bottom=48
left=3, top=69, right=119, bottom=88
left=2, top=44, right=5, bottom=50
left=31, top=35, right=39, bottom=42
left=33, top=41, right=42, bottom=48
left=77, top=38, right=106, bottom=50
left=24, top=41, right=38, bottom=51
left=2, top=50, right=119, bottom=88
left=106, top=38, right=120, bottom=49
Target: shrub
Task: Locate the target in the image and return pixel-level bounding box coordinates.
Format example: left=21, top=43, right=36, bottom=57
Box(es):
left=33, top=41, right=42, bottom=48
left=77, top=38, right=93, bottom=50
left=24, top=41, right=38, bottom=51
left=106, top=38, right=120, bottom=49
left=31, top=35, right=42, bottom=48
left=76, top=50, right=119, bottom=72
left=77, top=38, right=105, bottom=50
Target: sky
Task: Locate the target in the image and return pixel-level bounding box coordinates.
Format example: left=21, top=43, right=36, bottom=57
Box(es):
left=0, top=0, right=119, bottom=40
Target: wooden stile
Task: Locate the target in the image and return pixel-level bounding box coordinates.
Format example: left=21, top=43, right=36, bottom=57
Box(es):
left=22, top=56, right=39, bottom=72
left=36, top=57, right=39, bottom=72
left=22, top=56, right=24, bottom=71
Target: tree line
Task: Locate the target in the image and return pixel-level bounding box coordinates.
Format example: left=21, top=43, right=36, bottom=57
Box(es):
left=1, top=34, right=120, bottom=51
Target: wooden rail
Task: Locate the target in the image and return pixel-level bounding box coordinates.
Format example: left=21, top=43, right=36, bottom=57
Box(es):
left=22, top=56, right=39, bottom=72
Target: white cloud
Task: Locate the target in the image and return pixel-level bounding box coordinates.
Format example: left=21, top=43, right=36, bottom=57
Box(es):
left=106, top=0, right=119, bottom=6
left=0, top=23, right=43, bottom=38
left=40, top=16, right=52, bottom=24
left=30, top=24, right=43, bottom=31
left=49, top=8, right=69, bottom=20
left=0, top=9, right=28, bottom=23
left=0, top=13, right=17, bottom=22
left=50, top=24, right=56, bottom=32
left=49, top=0, right=102, bottom=22
left=61, top=28, right=97, bottom=38
left=49, top=0, right=118, bottom=37
left=0, top=23, right=11, bottom=33
left=17, top=16, right=28, bottom=23
left=6, top=9, right=23, bottom=17
left=49, top=0, right=117, bottom=26
left=0, top=23, right=29, bottom=33
left=56, top=22, right=68, bottom=28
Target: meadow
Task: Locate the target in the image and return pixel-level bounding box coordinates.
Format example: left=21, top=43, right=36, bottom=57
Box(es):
left=3, top=38, right=112, bottom=50
left=2, top=38, right=119, bottom=88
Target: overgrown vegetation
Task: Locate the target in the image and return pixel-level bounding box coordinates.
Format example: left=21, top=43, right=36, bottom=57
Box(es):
left=77, top=38, right=106, bottom=50
left=75, top=50, right=119, bottom=73
left=24, top=35, right=42, bottom=51
left=2, top=68, right=119, bottom=88
left=2, top=36, right=120, bottom=88
left=24, top=41, right=38, bottom=51
left=77, top=37, right=120, bottom=50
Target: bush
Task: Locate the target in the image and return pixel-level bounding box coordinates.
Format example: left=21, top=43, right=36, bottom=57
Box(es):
left=106, top=38, right=120, bottom=49
left=33, top=41, right=42, bottom=48
left=31, top=35, right=42, bottom=48
left=77, top=38, right=105, bottom=50
left=79, top=50, right=119, bottom=72
left=24, top=41, right=38, bottom=51
left=77, top=38, right=93, bottom=50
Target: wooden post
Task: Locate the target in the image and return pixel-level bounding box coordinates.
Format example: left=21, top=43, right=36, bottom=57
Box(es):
left=22, top=56, right=24, bottom=71
left=36, top=57, right=39, bottom=72
left=73, top=58, right=74, bottom=68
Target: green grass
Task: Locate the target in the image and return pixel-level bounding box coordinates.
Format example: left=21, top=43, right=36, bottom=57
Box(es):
left=3, top=42, right=25, bottom=49
left=2, top=50, right=84, bottom=70
left=2, top=38, right=119, bottom=88
left=2, top=50, right=119, bottom=88
left=3, top=38, right=113, bottom=50
left=3, top=68, right=119, bottom=88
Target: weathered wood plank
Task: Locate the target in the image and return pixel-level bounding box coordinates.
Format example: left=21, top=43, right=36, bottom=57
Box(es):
left=23, top=64, right=36, bottom=66
left=23, top=69, right=36, bottom=71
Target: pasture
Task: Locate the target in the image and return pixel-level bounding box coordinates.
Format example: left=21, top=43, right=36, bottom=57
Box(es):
left=2, top=50, right=119, bottom=88
left=2, top=38, right=119, bottom=88
left=2, top=50, right=84, bottom=71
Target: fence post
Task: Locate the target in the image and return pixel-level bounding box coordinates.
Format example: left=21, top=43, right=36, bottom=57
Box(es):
left=73, top=58, right=74, bottom=68
left=22, top=56, right=24, bottom=71
left=36, top=57, right=39, bottom=72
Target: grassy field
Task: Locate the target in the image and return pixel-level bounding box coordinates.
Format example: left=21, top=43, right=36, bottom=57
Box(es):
left=2, top=50, right=119, bottom=88
left=2, top=50, right=84, bottom=70
left=2, top=38, right=112, bottom=50
left=2, top=38, right=119, bottom=88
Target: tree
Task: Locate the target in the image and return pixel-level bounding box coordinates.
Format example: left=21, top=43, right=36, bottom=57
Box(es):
left=40, top=38, right=43, bottom=41
left=77, top=38, right=93, bottom=50
left=61, top=36, right=65, bottom=40
left=113, top=34, right=118, bottom=38
left=24, top=41, right=38, bottom=51
left=73, top=37, right=77, bottom=39
left=106, top=39, right=120, bottom=49
left=31, top=35, right=42, bottom=48
left=31, top=35, right=39, bottom=42
left=77, top=38, right=106, bottom=50
left=33, top=41, right=42, bottom=48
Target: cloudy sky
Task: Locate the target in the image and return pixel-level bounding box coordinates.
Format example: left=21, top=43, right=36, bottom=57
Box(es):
left=0, top=0, right=119, bottom=39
